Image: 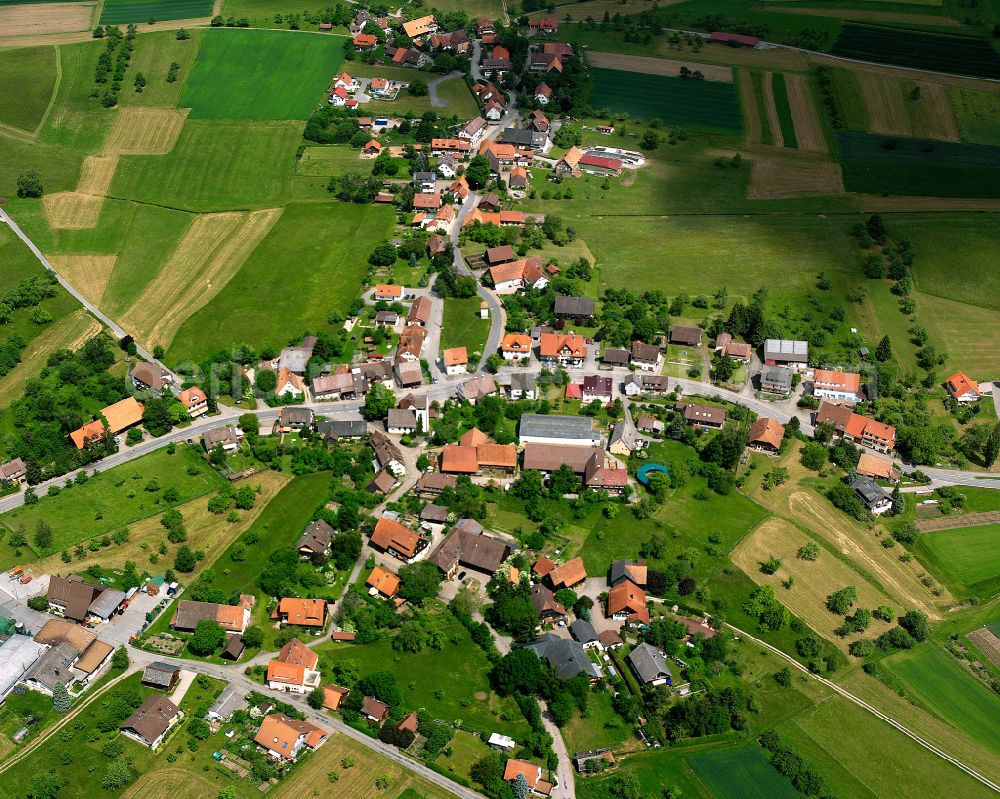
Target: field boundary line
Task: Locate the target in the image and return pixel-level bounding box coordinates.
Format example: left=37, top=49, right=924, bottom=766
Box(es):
left=36, top=43, right=64, bottom=138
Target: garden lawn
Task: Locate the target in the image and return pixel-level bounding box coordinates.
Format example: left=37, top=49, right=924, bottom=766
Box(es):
left=576, top=746, right=711, bottom=799
left=916, top=524, right=1000, bottom=596
left=167, top=201, right=393, bottom=362
left=589, top=67, right=742, bottom=132
left=687, top=745, right=800, bottom=799
left=181, top=28, right=344, bottom=120
left=441, top=296, right=490, bottom=360
left=101, top=0, right=213, bottom=23
left=882, top=643, right=1000, bottom=758
left=561, top=688, right=638, bottom=754
left=314, top=619, right=531, bottom=740
left=110, top=120, right=302, bottom=212
left=0, top=45, right=57, bottom=133
left=0, top=446, right=222, bottom=561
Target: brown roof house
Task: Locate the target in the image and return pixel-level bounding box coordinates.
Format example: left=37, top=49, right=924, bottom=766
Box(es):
left=684, top=403, right=726, bottom=430
left=547, top=557, right=587, bottom=590
left=530, top=584, right=566, bottom=623
left=130, top=362, right=173, bottom=394
left=429, top=518, right=512, bottom=579
left=370, top=516, right=427, bottom=561
left=362, top=695, right=391, bottom=725
left=120, top=695, right=181, bottom=749
left=297, top=520, right=334, bottom=559
left=747, top=417, right=784, bottom=454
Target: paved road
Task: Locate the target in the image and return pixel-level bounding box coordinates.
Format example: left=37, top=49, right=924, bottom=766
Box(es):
left=539, top=702, right=575, bottom=799
left=427, top=69, right=463, bottom=108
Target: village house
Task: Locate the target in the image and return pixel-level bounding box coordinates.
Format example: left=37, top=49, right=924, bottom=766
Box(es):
left=508, top=165, right=529, bottom=190
left=362, top=139, right=383, bottom=158
left=945, top=371, right=982, bottom=403
left=370, top=428, right=406, bottom=476
left=522, top=444, right=628, bottom=495
left=602, top=347, right=629, bottom=369
left=275, top=368, right=305, bottom=399
left=714, top=332, right=753, bottom=362
left=554, top=146, right=582, bottom=177
left=429, top=518, right=512, bottom=579
left=636, top=414, right=664, bottom=436
left=525, top=633, right=601, bottom=681
left=46, top=575, right=125, bottom=624
left=275, top=407, right=313, bottom=433
left=69, top=396, right=144, bottom=449
left=396, top=324, right=427, bottom=363
left=553, top=295, right=595, bottom=321
left=177, top=386, right=208, bottom=418
left=670, top=325, right=702, bottom=347
left=297, top=519, right=334, bottom=559
left=851, top=475, right=893, bottom=515
left=323, top=685, right=350, bottom=711
left=367, top=565, right=401, bottom=599
left=171, top=599, right=250, bottom=634
left=431, top=138, right=471, bottom=156
left=362, top=695, right=391, bottom=725
left=267, top=639, right=321, bottom=694
left=528, top=17, right=559, bottom=33
left=628, top=642, right=672, bottom=686
left=684, top=403, right=726, bottom=429
left=760, top=364, right=793, bottom=396
left=458, top=116, right=488, bottom=147
left=0, top=457, right=27, bottom=486
left=317, top=417, right=368, bottom=441
left=622, top=373, right=670, bottom=397
left=275, top=597, right=326, bottom=628
left=141, top=662, right=180, bottom=690
left=609, top=560, right=647, bottom=588
left=570, top=619, right=602, bottom=650
left=458, top=374, right=498, bottom=405
left=443, top=346, right=469, bottom=375
left=371, top=516, right=427, bottom=561
left=816, top=401, right=896, bottom=452
left=202, top=426, right=241, bottom=454
left=386, top=407, right=418, bottom=435
left=353, top=32, right=377, bottom=49
left=538, top=333, right=587, bottom=367
left=631, top=340, right=662, bottom=371
left=129, top=362, right=173, bottom=394
left=857, top=452, right=900, bottom=482
left=607, top=579, right=649, bottom=624
left=747, top=417, right=784, bottom=454
left=530, top=585, right=566, bottom=623
left=255, top=713, right=327, bottom=761
left=533, top=83, right=552, bottom=105
left=814, top=369, right=864, bottom=404
left=120, top=696, right=181, bottom=749
left=510, top=372, right=537, bottom=400
left=402, top=14, right=437, bottom=37
left=417, top=472, right=457, bottom=498
left=608, top=419, right=639, bottom=458
left=581, top=374, right=613, bottom=403
left=395, top=359, right=424, bottom=388
left=764, top=338, right=809, bottom=370
left=501, top=332, right=533, bottom=361
left=548, top=557, right=587, bottom=590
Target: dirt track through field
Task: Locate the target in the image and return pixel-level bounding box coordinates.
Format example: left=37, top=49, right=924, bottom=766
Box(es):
left=857, top=72, right=911, bottom=135
left=0, top=2, right=94, bottom=37
left=102, top=107, right=188, bottom=155
left=49, top=254, right=117, bottom=307
left=749, top=157, right=844, bottom=198
left=739, top=70, right=762, bottom=146
left=785, top=73, right=826, bottom=152
left=588, top=50, right=733, bottom=82
left=907, top=81, right=960, bottom=141
left=916, top=510, right=1000, bottom=532
left=762, top=72, right=784, bottom=148
left=122, top=208, right=282, bottom=350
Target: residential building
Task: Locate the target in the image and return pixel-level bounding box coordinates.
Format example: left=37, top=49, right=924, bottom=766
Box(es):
left=628, top=642, right=672, bottom=686
left=417, top=472, right=456, bottom=498
left=814, top=369, right=863, bottom=403
left=570, top=619, right=601, bottom=649
left=399, top=393, right=431, bottom=429
left=255, top=713, right=326, bottom=761
left=553, top=295, right=595, bottom=319
left=367, top=565, right=401, bottom=599
left=581, top=375, right=613, bottom=403
left=538, top=333, right=587, bottom=367
left=747, top=417, right=784, bottom=454
left=607, top=419, right=638, bottom=458
left=554, top=146, right=582, bottom=177
left=669, top=325, right=701, bottom=347
left=396, top=324, right=427, bottom=362
left=510, top=372, right=537, bottom=400
left=607, top=580, right=649, bottom=624
left=202, top=426, right=241, bottom=453
left=429, top=518, right=512, bottom=578
left=598, top=629, right=623, bottom=650
left=764, top=339, right=809, bottom=370
left=395, top=360, right=424, bottom=388
left=141, top=662, right=180, bottom=690
left=548, top=557, right=586, bottom=590
left=636, top=414, right=664, bottom=436
left=602, top=347, right=630, bottom=368
left=630, top=341, right=661, bottom=371
left=504, top=760, right=548, bottom=795
left=275, top=368, right=305, bottom=398
left=178, top=386, right=208, bottom=418
left=371, top=516, right=426, bottom=561
left=530, top=585, right=566, bottom=623
left=276, top=406, right=313, bottom=432
left=501, top=333, right=532, bottom=360
left=519, top=414, right=599, bottom=446
left=608, top=560, right=647, bottom=587
left=684, top=403, right=726, bottom=429
left=534, top=83, right=552, bottom=105
left=500, top=127, right=547, bottom=151
left=386, top=408, right=418, bottom=435
left=760, top=364, right=793, bottom=396
left=120, top=696, right=181, bottom=749
left=458, top=374, right=498, bottom=404
left=852, top=476, right=893, bottom=515
left=402, top=14, right=437, bottom=38
left=945, top=371, right=981, bottom=403
left=816, top=401, right=896, bottom=452
left=0, top=457, right=26, bottom=486
left=714, top=332, right=753, bottom=362
left=205, top=685, right=246, bottom=720
left=267, top=639, right=321, bottom=694
left=130, top=362, right=173, bottom=394
left=443, top=346, right=469, bottom=375
left=489, top=257, right=547, bottom=294
left=322, top=685, right=350, bottom=711
left=316, top=417, right=367, bottom=441
left=525, top=633, right=602, bottom=680
left=458, top=117, right=488, bottom=147
left=276, top=598, right=326, bottom=628
left=171, top=599, right=250, bottom=634
left=857, top=453, right=900, bottom=482
left=362, top=696, right=390, bottom=725
left=69, top=396, right=144, bottom=449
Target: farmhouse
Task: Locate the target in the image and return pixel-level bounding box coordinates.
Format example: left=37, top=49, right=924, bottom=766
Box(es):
left=386, top=408, right=417, bottom=434
left=538, top=333, right=587, bottom=366
left=255, top=713, right=326, bottom=761
left=554, top=146, right=582, bottom=177
left=714, top=333, right=753, bottom=362
left=851, top=475, right=893, bottom=515
left=353, top=32, right=377, bottom=48
left=429, top=518, right=512, bottom=578
left=267, top=639, right=321, bottom=693
left=171, top=600, right=250, bottom=634
left=418, top=472, right=457, bottom=498
left=628, top=642, right=672, bottom=685
left=120, top=696, right=180, bottom=749
left=857, top=452, right=900, bottom=481
left=530, top=585, right=566, bottom=623
left=607, top=580, right=649, bottom=624
left=528, top=17, right=559, bottom=33
left=458, top=374, right=499, bottom=405
left=522, top=445, right=628, bottom=495
left=669, top=325, right=701, bottom=347
left=402, top=14, right=437, bottom=38
left=370, top=516, right=427, bottom=560
left=396, top=325, right=427, bottom=362
left=553, top=295, right=595, bottom=320
left=70, top=396, right=144, bottom=449
left=816, top=401, right=896, bottom=452
left=945, top=371, right=981, bottom=403
left=519, top=413, right=599, bottom=446
left=631, top=341, right=662, bottom=371
left=814, top=370, right=863, bottom=404
left=440, top=430, right=517, bottom=476
left=548, top=557, right=587, bottom=590
left=130, top=362, right=173, bottom=394
left=500, top=127, right=547, bottom=151
left=764, top=339, right=809, bottom=370
left=747, top=417, right=784, bottom=454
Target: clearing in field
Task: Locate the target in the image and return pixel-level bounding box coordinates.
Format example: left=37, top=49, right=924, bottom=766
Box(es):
left=0, top=2, right=93, bottom=37
left=589, top=67, right=742, bottom=132
left=748, top=156, right=844, bottom=198
left=761, top=71, right=784, bottom=147
left=0, top=43, right=58, bottom=135
left=181, top=28, right=344, bottom=120
left=784, top=72, right=825, bottom=151
left=856, top=71, right=910, bottom=135
left=0, top=310, right=100, bottom=407
left=688, top=745, right=800, bottom=799
left=102, top=107, right=188, bottom=155
left=587, top=50, right=732, bottom=81
left=950, top=87, right=1000, bottom=146
left=100, top=0, right=213, bottom=24
left=120, top=207, right=282, bottom=351
left=48, top=254, right=116, bottom=306
left=121, top=769, right=215, bottom=799
left=918, top=523, right=1000, bottom=596
left=883, top=644, right=1000, bottom=758
left=731, top=517, right=896, bottom=644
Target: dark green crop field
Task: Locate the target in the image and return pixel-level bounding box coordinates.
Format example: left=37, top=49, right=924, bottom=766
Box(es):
left=688, top=746, right=801, bottom=799
left=589, top=67, right=743, bottom=133
left=831, top=24, right=1000, bottom=79
left=100, top=0, right=214, bottom=24
left=180, top=28, right=344, bottom=120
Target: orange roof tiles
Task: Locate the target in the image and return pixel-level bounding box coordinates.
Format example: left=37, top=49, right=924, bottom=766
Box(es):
left=371, top=517, right=422, bottom=558
left=375, top=283, right=402, bottom=298
left=267, top=660, right=306, bottom=685
left=814, top=369, right=861, bottom=392
left=533, top=556, right=555, bottom=577
left=440, top=445, right=479, bottom=474
left=353, top=33, right=377, bottom=46
left=279, top=597, right=326, bottom=627
left=443, top=346, right=468, bottom=366
left=504, top=759, right=540, bottom=787
left=277, top=638, right=319, bottom=669
left=548, top=556, right=586, bottom=588
left=607, top=580, right=649, bottom=623
left=748, top=417, right=784, bottom=450
left=367, top=565, right=401, bottom=597
left=946, top=371, right=979, bottom=398
left=539, top=333, right=587, bottom=359
left=101, top=396, right=144, bottom=434
left=178, top=386, right=205, bottom=409
left=215, top=604, right=247, bottom=632
left=70, top=419, right=106, bottom=449
left=501, top=333, right=532, bottom=353
left=323, top=685, right=349, bottom=710
left=476, top=443, right=517, bottom=469
left=459, top=428, right=491, bottom=447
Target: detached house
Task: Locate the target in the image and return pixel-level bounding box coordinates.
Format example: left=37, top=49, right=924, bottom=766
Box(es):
left=607, top=580, right=649, bottom=624
left=851, top=475, right=893, bottom=515
left=631, top=341, right=661, bottom=371
left=534, top=83, right=552, bottom=105
left=814, top=369, right=863, bottom=404
left=429, top=518, right=512, bottom=579
left=945, top=371, right=981, bottom=403
left=684, top=403, right=726, bottom=429
left=130, top=362, right=173, bottom=394
left=255, top=713, right=327, bottom=761
left=747, top=417, right=784, bottom=454
left=178, top=386, right=208, bottom=418
left=714, top=332, right=753, bottom=362
left=296, top=520, right=333, bottom=559
left=120, top=696, right=180, bottom=749
left=581, top=375, right=613, bottom=403
left=538, top=333, right=587, bottom=367
left=267, top=639, right=321, bottom=694
left=276, top=597, right=326, bottom=628
left=367, top=565, right=401, bottom=599
left=458, top=117, right=488, bottom=147
left=501, top=333, right=532, bottom=361
left=628, top=642, right=672, bottom=686
left=816, top=401, right=896, bottom=453
left=370, top=516, right=427, bottom=561
left=443, top=346, right=469, bottom=375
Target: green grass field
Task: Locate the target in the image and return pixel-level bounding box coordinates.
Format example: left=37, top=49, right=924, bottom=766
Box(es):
left=441, top=296, right=490, bottom=361
left=119, top=29, right=202, bottom=109
left=110, top=120, right=302, bottom=212
left=750, top=70, right=774, bottom=146
left=181, top=28, right=344, bottom=120
left=167, top=202, right=393, bottom=363
left=296, top=145, right=374, bottom=177
left=589, top=67, right=742, bottom=132
left=688, top=745, right=800, bottom=799
left=771, top=73, right=798, bottom=148
left=951, top=88, right=1000, bottom=146
left=100, top=0, right=214, bottom=24
left=917, top=524, right=1000, bottom=596
left=831, top=67, right=868, bottom=131
left=883, top=643, right=1000, bottom=757
left=0, top=46, right=57, bottom=133
left=0, top=447, right=223, bottom=562
left=561, top=689, right=638, bottom=754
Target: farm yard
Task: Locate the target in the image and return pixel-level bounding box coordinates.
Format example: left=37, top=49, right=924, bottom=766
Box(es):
left=588, top=67, right=743, bottom=132
left=830, top=24, right=1000, bottom=78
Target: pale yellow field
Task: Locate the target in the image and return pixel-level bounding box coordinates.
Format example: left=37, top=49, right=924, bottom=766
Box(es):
left=905, top=80, right=959, bottom=141
left=785, top=72, right=826, bottom=152
left=739, top=70, right=762, bottom=146
left=732, top=517, right=897, bottom=646
left=762, top=72, right=784, bottom=148
left=749, top=157, right=844, bottom=198
left=588, top=50, right=733, bottom=82
left=48, top=254, right=117, bottom=306
left=75, top=155, right=118, bottom=194
left=29, top=470, right=290, bottom=578
left=121, top=208, right=282, bottom=351
left=0, top=2, right=94, bottom=37
left=41, top=191, right=104, bottom=229
left=857, top=72, right=911, bottom=135
left=122, top=770, right=216, bottom=799
left=103, top=107, right=188, bottom=155
left=0, top=310, right=100, bottom=407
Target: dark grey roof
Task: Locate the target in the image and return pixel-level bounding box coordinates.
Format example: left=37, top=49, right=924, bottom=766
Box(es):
left=761, top=365, right=793, bottom=390
left=120, top=695, right=179, bottom=744
left=317, top=418, right=368, bottom=438
left=142, top=662, right=179, bottom=687
left=554, top=296, right=596, bottom=317
left=569, top=619, right=599, bottom=644
left=851, top=475, right=891, bottom=506
left=500, top=128, right=546, bottom=148
left=88, top=589, right=125, bottom=619
left=519, top=414, right=597, bottom=442
left=608, top=420, right=635, bottom=450
left=24, top=641, right=78, bottom=692
left=525, top=633, right=601, bottom=679
left=278, top=347, right=313, bottom=374
left=608, top=560, right=638, bottom=586
left=206, top=685, right=245, bottom=718
left=602, top=348, right=630, bottom=365
left=413, top=171, right=436, bottom=182
left=628, top=642, right=671, bottom=683
left=297, top=520, right=334, bottom=553
left=511, top=372, right=536, bottom=392
left=764, top=339, right=809, bottom=361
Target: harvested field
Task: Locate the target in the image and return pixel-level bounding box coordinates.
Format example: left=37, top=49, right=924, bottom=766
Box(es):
left=748, top=157, right=843, bottom=198
left=41, top=192, right=104, bottom=229
left=762, top=71, right=784, bottom=148
left=102, top=107, right=188, bottom=155
left=0, top=310, right=100, bottom=407
left=0, top=2, right=94, bottom=37
left=588, top=50, right=732, bottom=82
left=785, top=72, right=826, bottom=152
left=857, top=72, right=910, bottom=135
left=919, top=291, right=1000, bottom=374
left=759, top=5, right=960, bottom=27
left=49, top=254, right=116, bottom=307
left=906, top=80, right=959, bottom=141
left=121, top=770, right=216, bottom=799
left=121, top=207, right=282, bottom=350
left=916, top=510, right=1000, bottom=532
left=732, top=517, right=896, bottom=645
left=75, top=155, right=118, bottom=194
left=739, top=70, right=762, bottom=146
left=968, top=628, right=1000, bottom=669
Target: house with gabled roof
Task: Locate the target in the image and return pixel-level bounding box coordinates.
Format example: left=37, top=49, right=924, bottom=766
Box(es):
left=547, top=557, right=586, bottom=590
left=255, top=713, right=327, bottom=761
left=367, top=565, right=401, bottom=599
left=628, top=642, right=672, bottom=685
left=538, top=333, right=587, bottom=367
left=747, top=417, right=784, bottom=454
left=371, top=516, right=427, bottom=561
left=814, top=369, right=863, bottom=404
left=607, top=580, right=649, bottom=624
left=267, top=639, right=321, bottom=694
left=945, top=371, right=981, bottom=403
